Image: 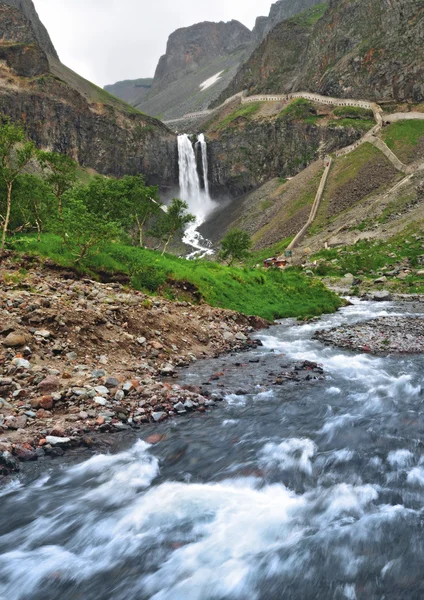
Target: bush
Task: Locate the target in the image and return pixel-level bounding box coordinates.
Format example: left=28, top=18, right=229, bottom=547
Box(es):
left=131, top=265, right=169, bottom=292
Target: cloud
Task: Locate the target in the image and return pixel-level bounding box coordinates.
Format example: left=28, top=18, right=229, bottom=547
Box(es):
left=34, top=0, right=273, bottom=87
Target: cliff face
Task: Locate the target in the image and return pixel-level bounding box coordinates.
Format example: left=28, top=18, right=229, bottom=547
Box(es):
left=0, top=2, right=178, bottom=188
left=206, top=119, right=359, bottom=197
left=252, top=0, right=327, bottom=44
left=218, top=0, right=424, bottom=104
left=2, top=0, right=58, bottom=57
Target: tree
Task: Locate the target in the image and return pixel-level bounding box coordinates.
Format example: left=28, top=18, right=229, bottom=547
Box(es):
left=54, top=196, right=121, bottom=263
left=219, top=228, right=252, bottom=266
left=38, top=151, right=78, bottom=215
left=151, top=198, right=195, bottom=255
left=0, top=119, right=35, bottom=252
left=120, top=176, right=161, bottom=247
left=77, top=174, right=161, bottom=246
left=13, top=174, right=55, bottom=241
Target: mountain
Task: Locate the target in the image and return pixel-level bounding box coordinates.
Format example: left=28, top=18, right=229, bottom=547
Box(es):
left=104, top=78, right=153, bottom=105
left=2, top=0, right=58, bottom=57
left=0, top=1, right=177, bottom=188
left=112, top=20, right=253, bottom=121
left=217, top=0, right=424, bottom=104
left=104, top=1, right=323, bottom=120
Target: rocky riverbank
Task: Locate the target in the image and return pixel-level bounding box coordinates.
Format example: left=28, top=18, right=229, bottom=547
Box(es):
left=0, top=257, right=268, bottom=476
left=314, top=315, right=424, bottom=354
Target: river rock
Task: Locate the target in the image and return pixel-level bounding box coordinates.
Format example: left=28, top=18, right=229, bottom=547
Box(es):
left=373, top=290, right=392, bottom=301
left=11, top=358, right=31, bottom=369
left=38, top=376, right=60, bottom=394
left=2, top=332, right=28, bottom=347
left=152, top=411, right=166, bottom=422
left=45, top=436, right=71, bottom=445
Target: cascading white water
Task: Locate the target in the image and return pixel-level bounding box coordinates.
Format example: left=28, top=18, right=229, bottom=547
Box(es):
left=198, top=133, right=210, bottom=197
left=178, top=133, right=216, bottom=257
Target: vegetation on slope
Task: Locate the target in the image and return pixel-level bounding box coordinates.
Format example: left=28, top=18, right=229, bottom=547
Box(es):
left=381, top=120, right=424, bottom=163
left=310, top=231, right=424, bottom=293
left=11, top=235, right=343, bottom=321
left=289, top=3, right=328, bottom=27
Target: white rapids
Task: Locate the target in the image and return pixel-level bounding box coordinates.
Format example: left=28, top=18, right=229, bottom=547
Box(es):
left=1, top=300, right=424, bottom=600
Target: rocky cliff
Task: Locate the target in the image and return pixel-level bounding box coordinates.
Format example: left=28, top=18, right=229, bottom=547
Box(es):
left=217, top=0, right=424, bottom=105
left=252, top=0, right=327, bottom=45
left=0, top=2, right=178, bottom=188
left=2, top=0, right=58, bottom=57
left=202, top=99, right=362, bottom=197
left=153, top=20, right=251, bottom=93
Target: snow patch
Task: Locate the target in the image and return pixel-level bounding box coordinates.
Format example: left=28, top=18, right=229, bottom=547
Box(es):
left=199, top=71, right=224, bottom=92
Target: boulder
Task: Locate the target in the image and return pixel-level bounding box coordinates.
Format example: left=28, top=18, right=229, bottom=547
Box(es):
left=373, top=290, right=392, bottom=302
left=3, top=332, right=28, bottom=347
left=38, top=376, right=60, bottom=395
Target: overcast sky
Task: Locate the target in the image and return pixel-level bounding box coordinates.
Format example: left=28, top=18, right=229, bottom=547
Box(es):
left=35, top=0, right=273, bottom=88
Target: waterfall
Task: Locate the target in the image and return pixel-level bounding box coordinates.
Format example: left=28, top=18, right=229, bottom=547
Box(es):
left=198, top=133, right=210, bottom=197
left=177, top=133, right=216, bottom=257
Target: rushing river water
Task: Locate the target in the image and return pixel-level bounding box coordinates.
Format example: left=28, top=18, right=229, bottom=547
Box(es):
left=1, top=300, right=424, bottom=600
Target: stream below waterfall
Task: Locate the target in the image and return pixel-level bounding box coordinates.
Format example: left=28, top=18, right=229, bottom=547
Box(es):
left=1, top=300, right=424, bottom=599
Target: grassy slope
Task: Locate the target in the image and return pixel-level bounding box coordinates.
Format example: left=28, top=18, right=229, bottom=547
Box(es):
left=381, top=120, right=424, bottom=163
left=311, top=143, right=396, bottom=232
left=11, top=235, right=343, bottom=321
left=312, top=230, right=424, bottom=293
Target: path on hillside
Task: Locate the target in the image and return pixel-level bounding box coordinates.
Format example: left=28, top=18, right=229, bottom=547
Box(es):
left=165, top=90, right=424, bottom=253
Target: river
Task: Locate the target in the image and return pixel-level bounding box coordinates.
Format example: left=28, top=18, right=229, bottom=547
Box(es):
left=1, top=300, right=424, bottom=599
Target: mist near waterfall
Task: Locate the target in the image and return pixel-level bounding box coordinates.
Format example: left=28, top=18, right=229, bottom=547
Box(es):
left=177, top=133, right=217, bottom=257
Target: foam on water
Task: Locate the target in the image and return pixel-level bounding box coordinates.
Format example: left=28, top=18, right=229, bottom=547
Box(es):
left=1, top=301, right=424, bottom=599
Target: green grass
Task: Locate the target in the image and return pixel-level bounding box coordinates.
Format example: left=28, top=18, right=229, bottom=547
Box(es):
left=311, top=230, right=424, bottom=292
left=289, top=3, right=328, bottom=27
left=212, top=103, right=262, bottom=131
left=312, top=143, right=383, bottom=231
left=329, top=118, right=375, bottom=131
left=382, top=120, right=424, bottom=163
left=333, top=107, right=374, bottom=119
left=278, top=98, right=316, bottom=121
left=9, top=235, right=343, bottom=321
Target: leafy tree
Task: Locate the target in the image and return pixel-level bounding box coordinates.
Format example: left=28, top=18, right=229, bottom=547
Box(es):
left=151, top=198, right=195, bottom=255
left=219, top=228, right=252, bottom=266
left=38, top=151, right=78, bottom=215
left=120, top=176, right=161, bottom=247
left=77, top=174, right=161, bottom=246
left=13, top=174, right=55, bottom=241
left=0, top=119, right=36, bottom=251
left=54, top=196, right=121, bottom=263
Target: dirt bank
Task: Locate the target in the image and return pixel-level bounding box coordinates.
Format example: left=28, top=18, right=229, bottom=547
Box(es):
left=0, top=256, right=268, bottom=475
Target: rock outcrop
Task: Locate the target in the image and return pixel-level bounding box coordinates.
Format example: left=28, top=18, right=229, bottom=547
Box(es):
left=217, top=0, right=424, bottom=105
left=206, top=114, right=360, bottom=197
left=2, top=0, right=58, bottom=57
left=0, top=1, right=178, bottom=188
left=252, top=0, right=327, bottom=45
